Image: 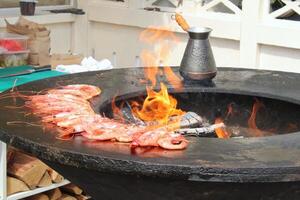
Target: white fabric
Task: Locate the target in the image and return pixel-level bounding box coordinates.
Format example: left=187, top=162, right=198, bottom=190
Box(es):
left=55, top=57, right=113, bottom=74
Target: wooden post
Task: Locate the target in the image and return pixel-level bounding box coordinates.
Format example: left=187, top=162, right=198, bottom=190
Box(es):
left=0, top=142, right=7, bottom=200
left=71, top=0, right=90, bottom=56
left=240, top=0, right=263, bottom=69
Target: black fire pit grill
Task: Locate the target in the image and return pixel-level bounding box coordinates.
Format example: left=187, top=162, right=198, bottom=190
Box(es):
left=1, top=67, right=300, bottom=200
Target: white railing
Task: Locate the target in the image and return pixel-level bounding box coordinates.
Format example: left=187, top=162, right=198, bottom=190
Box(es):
left=267, top=0, right=300, bottom=19
left=82, top=0, right=300, bottom=72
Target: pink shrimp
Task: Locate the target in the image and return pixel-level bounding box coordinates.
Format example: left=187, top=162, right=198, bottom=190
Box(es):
left=80, top=116, right=119, bottom=141
left=29, top=94, right=90, bottom=104
left=42, top=112, right=88, bottom=123
left=131, top=129, right=167, bottom=148
left=81, top=129, right=119, bottom=141
left=60, top=84, right=101, bottom=99
left=80, top=114, right=144, bottom=142
left=56, top=115, right=88, bottom=133
left=24, top=84, right=189, bottom=151
left=157, top=133, right=189, bottom=150
left=48, top=89, right=94, bottom=100
left=114, top=126, right=145, bottom=143
left=131, top=128, right=188, bottom=150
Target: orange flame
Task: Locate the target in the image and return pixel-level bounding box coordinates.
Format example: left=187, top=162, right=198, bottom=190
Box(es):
left=248, top=99, right=264, bottom=137
left=132, top=83, right=185, bottom=125
left=163, top=67, right=183, bottom=91
left=141, top=51, right=159, bottom=86
left=139, top=26, right=182, bottom=89
left=129, top=26, right=184, bottom=125
left=214, top=118, right=230, bottom=139
left=226, top=103, right=234, bottom=118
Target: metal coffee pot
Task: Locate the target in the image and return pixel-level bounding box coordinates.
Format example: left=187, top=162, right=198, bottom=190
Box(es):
left=180, top=26, right=217, bottom=81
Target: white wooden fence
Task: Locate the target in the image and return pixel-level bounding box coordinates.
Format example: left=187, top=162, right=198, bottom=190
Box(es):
left=73, top=0, right=300, bottom=73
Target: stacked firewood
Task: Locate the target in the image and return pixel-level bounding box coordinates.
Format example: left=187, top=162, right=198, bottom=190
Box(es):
left=23, top=184, right=90, bottom=200
left=7, top=148, right=89, bottom=200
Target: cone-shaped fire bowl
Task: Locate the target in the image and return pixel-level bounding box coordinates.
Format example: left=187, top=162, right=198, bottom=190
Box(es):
left=1, top=67, right=300, bottom=200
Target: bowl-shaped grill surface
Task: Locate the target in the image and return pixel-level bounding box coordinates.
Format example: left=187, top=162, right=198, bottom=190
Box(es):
left=1, top=67, right=300, bottom=199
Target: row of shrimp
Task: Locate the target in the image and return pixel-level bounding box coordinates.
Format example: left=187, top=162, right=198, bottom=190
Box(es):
left=25, top=84, right=189, bottom=150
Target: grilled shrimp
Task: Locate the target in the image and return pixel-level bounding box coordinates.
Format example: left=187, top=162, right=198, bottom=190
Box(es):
left=25, top=84, right=189, bottom=150
left=157, top=133, right=188, bottom=150
left=60, top=84, right=101, bottom=99
left=131, top=129, right=167, bottom=148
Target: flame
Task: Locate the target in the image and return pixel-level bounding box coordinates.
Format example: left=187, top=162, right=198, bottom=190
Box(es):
left=214, top=118, right=230, bottom=139
left=163, top=67, right=183, bottom=91
left=132, top=83, right=185, bottom=125
left=141, top=51, right=159, bottom=86
left=248, top=99, right=264, bottom=137
left=139, top=26, right=182, bottom=89
left=226, top=103, right=234, bottom=118
left=129, top=26, right=184, bottom=125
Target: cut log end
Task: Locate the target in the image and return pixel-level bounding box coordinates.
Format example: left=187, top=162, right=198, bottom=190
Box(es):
left=61, top=184, right=83, bottom=195
left=7, top=176, right=30, bottom=196
left=25, top=194, right=50, bottom=200
left=46, top=188, right=63, bottom=200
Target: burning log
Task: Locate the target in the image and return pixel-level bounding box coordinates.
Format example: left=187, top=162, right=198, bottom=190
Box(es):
left=119, top=101, right=146, bottom=125
left=177, top=112, right=204, bottom=129
left=119, top=103, right=205, bottom=129
left=176, top=123, right=225, bottom=137
left=120, top=102, right=204, bottom=129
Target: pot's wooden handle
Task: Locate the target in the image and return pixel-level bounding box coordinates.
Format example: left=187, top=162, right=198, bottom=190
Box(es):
left=175, top=13, right=190, bottom=32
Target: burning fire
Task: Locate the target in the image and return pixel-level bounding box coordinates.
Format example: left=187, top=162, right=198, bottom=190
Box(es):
left=248, top=99, right=264, bottom=137
left=130, top=26, right=184, bottom=125
left=214, top=118, right=230, bottom=139
left=131, top=83, right=185, bottom=124
left=139, top=26, right=182, bottom=88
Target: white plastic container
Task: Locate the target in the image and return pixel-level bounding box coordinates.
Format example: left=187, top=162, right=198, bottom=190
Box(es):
left=0, top=32, right=29, bottom=67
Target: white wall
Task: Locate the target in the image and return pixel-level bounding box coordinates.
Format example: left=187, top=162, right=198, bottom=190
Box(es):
left=75, top=0, right=300, bottom=73
left=259, top=45, right=300, bottom=72
left=47, top=23, right=73, bottom=54
left=1, top=0, right=299, bottom=73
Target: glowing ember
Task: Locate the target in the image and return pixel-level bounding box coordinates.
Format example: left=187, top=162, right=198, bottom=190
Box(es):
left=226, top=103, right=234, bottom=118
left=248, top=99, right=264, bottom=137
left=214, top=117, right=230, bottom=139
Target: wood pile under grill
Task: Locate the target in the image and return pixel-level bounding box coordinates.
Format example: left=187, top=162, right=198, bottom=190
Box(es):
left=6, top=148, right=90, bottom=199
